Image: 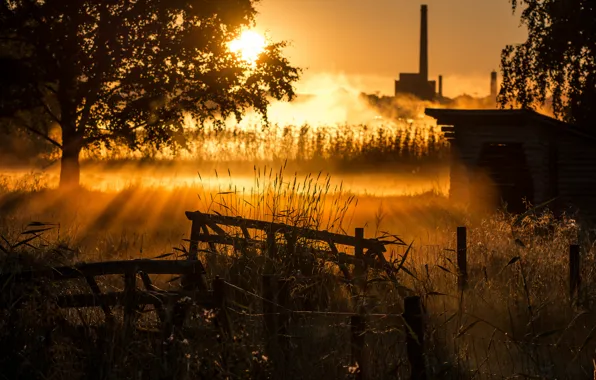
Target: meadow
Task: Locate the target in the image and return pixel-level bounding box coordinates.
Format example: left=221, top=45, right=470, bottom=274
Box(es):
left=1, top=114, right=595, bottom=379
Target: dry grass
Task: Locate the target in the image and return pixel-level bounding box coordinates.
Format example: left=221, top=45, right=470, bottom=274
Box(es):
left=2, top=119, right=448, bottom=179
left=1, top=163, right=595, bottom=379
left=80, top=120, right=447, bottom=165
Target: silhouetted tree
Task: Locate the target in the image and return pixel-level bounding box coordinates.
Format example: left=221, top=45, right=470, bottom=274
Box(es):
left=499, top=0, right=596, bottom=127
left=0, top=0, right=299, bottom=188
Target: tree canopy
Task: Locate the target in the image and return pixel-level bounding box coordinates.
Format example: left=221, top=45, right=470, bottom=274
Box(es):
left=0, top=0, right=300, bottom=187
left=499, top=0, right=596, bottom=127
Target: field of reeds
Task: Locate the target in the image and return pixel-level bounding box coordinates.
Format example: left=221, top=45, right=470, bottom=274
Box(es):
left=1, top=117, right=448, bottom=172
left=1, top=160, right=595, bottom=379
left=92, top=120, right=446, bottom=167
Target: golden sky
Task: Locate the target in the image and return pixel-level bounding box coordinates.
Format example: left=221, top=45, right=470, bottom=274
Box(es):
left=254, top=0, right=528, bottom=98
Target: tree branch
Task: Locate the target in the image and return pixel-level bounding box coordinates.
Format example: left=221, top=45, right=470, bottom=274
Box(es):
left=15, top=115, right=63, bottom=150
left=83, top=123, right=147, bottom=146
left=34, top=85, right=63, bottom=126
left=44, top=84, right=58, bottom=95
left=77, top=5, right=115, bottom=134
left=40, top=100, right=62, bottom=126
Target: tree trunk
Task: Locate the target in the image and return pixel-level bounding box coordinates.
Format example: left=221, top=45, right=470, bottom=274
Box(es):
left=59, top=132, right=82, bottom=189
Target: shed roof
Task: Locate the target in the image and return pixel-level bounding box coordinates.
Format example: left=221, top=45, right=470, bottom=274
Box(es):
left=424, top=108, right=596, bottom=141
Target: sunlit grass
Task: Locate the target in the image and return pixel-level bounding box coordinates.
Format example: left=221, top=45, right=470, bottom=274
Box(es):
left=79, top=120, right=447, bottom=165
left=1, top=162, right=594, bottom=378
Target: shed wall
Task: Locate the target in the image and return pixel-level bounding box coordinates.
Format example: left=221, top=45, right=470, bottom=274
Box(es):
left=450, top=122, right=553, bottom=207
left=556, top=132, right=596, bottom=221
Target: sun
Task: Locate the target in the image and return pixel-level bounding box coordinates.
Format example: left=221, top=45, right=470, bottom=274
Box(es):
left=229, top=30, right=266, bottom=64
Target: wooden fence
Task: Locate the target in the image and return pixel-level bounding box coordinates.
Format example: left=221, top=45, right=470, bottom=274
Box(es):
left=184, top=210, right=412, bottom=379
left=0, top=259, right=232, bottom=338
left=0, top=212, right=415, bottom=379
left=184, top=211, right=401, bottom=269
left=1, top=216, right=590, bottom=379
left=455, top=226, right=582, bottom=303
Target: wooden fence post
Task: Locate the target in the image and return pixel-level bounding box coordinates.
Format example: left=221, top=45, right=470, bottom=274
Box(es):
left=213, top=276, right=232, bottom=339
left=267, top=229, right=278, bottom=261
left=352, top=227, right=371, bottom=379
left=457, top=227, right=467, bottom=290
left=123, top=269, right=137, bottom=338
left=404, top=296, right=426, bottom=380
left=188, top=220, right=202, bottom=260
left=277, top=278, right=291, bottom=344
left=351, top=314, right=366, bottom=380
left=262, top=274, right=277, bottom=355
left=277, top=278, right=292, bottom=372
left=570, top=244, right=580, bottom=302
left=354, top=228, right=366, bottom=292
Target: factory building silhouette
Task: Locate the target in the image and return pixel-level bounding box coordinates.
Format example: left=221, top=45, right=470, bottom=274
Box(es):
left=394, top=5, right=499, bottom=105
left=490, top=70, right=498, bottom=101
left=394, top=5, right=440, bottom=101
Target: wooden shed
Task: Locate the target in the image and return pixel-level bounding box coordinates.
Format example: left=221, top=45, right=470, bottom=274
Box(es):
left=425, top=108, right=596, bottom=221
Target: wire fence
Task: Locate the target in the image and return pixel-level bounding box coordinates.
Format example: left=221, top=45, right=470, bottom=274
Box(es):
left=216, top=276, right=596, bottom=380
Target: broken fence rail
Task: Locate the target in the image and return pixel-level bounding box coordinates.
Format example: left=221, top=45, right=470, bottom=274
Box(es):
left=0, top=259, right=215, bottom=322
left=0, top=259, right=206, bottom=283
left=184, top=211, right=403, bottom=253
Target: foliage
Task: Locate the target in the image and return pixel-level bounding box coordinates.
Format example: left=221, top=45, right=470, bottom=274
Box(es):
left=499, top=0, right=596, bottom=126
left=0, top=0, right=300, bottom=186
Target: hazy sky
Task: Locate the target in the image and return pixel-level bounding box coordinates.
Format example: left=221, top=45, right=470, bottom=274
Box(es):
left=254, top=0, right=528, bottom=97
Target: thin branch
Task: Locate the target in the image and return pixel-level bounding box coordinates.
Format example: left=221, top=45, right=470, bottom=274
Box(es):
left=83, top=123, right=147, bottom=146
left=40, top=100, right=62, bottom=126
left=14, top=115, right=62, bottom=149
left=35, top=85, right=62, bottom=125
left=44, top=84, right=58, bottom=95
left=77, top=4, right=114, bottom=134
left=25, top=127, right=62, bottom=149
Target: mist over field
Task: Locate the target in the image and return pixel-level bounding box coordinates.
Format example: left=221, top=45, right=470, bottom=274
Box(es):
left=0, top=71, right=512, bottom=195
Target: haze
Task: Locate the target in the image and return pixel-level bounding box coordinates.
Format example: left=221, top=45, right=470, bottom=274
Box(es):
left=255, top=0, right=528, bottom=98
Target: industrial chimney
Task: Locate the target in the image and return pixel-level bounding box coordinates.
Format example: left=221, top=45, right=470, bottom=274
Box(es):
left=438, top=75, right=443, bottom=98
left=490, top=70, right=498, bottom=100
left=419, top=5, right=428, bottom=81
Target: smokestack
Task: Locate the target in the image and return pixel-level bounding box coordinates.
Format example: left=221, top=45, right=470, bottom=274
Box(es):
left=419, top=5, right=428, bottom=80
left=438, top=75, right=443, bottom=97
left=490, top=70, right=498, bottom=100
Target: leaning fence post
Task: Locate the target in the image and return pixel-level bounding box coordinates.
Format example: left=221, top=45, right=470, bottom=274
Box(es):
left=404, top=296, right=426, bottom=380
left=569, top=244, right=580, bottom=302
left=457, top=227, right=468, bottom=290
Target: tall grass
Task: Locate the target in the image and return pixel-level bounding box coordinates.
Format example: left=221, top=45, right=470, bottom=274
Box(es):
left=78, top=121, right=448, bottom=169
left=1, top=165, right=595, bottom=379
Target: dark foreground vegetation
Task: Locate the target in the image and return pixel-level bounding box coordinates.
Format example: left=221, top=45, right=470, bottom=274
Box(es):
left=1, top=179, right=595, bottom=379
